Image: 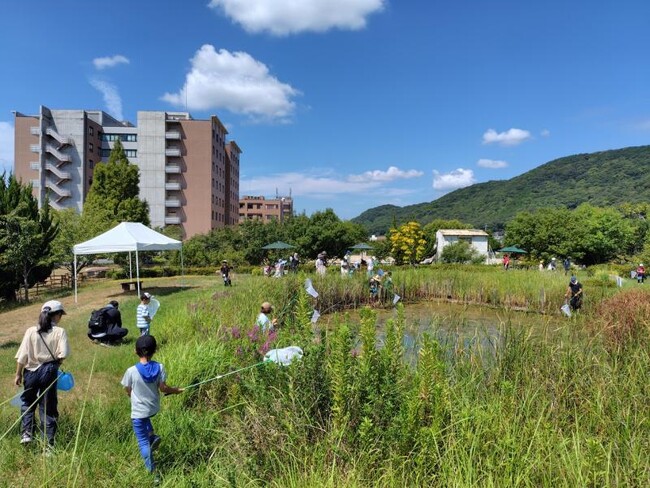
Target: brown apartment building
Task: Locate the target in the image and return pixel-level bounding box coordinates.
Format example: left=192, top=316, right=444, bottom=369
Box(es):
left=239, top=195, right=293, bottom=223
left=13, top=106, right=241, bottom=238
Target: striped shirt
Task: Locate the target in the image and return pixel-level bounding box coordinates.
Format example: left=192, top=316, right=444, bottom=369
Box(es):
left=136, top=304, right=151, bottom=330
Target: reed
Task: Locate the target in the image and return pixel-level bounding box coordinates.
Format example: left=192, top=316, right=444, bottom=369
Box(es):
left=1, top=271, right=648, bottom=486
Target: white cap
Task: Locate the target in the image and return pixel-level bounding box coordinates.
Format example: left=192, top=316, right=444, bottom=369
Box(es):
left=41, top=300, right=66, bottom=314
left=142, top=292, right=154, bottom=299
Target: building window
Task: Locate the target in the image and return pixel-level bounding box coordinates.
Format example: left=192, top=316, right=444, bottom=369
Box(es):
left=89, top=143, right=94, bottom=153
left=88, top=126, right=94, bottom=136
left=125, top=149, right=137, bottom=158
left=89, top=160, right=94, bottom=169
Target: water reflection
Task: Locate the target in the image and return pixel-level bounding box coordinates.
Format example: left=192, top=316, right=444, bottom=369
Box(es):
left=370, top=301, right=554, bottom=365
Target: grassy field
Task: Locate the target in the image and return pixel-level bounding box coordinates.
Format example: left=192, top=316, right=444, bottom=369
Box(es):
left=1, top=267, right=649, bottom=487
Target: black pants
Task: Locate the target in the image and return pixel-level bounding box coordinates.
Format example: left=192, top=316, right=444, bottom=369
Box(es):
left=88, top=325, right=128, bottom=344
left=21, top=361, right=59, bottom=445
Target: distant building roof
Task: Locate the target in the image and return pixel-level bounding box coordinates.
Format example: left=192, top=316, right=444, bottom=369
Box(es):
left=438, top=229, right=488, bottom=237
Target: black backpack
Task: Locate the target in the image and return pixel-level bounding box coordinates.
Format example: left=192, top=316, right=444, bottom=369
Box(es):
left=88, top=307, right=110, bottom=331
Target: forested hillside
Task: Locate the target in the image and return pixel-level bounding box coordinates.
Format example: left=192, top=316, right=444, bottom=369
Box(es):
left=352, top=145, right=650, bottom=235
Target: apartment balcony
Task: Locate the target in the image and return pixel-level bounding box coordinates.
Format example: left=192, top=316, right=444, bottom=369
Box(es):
left=165, top=164, right=181, bottom=174
left=165, top=147, right=181, bottom=157
left=164, top=216, right=181, bottom=225
left=45, top=145, right=71, bottom=162
left=30, top=126, right=41, bottom=135
left=165, top=199, right=181, bottom=208
left=45, top=163, right=71, bottom=180
left=30, top=144, right=41, bottom=153
left=46, top=128, right=73, bottom=147
left=165, top=131, right=181, bottom=140
left=165, top=182, right=181, bottom=191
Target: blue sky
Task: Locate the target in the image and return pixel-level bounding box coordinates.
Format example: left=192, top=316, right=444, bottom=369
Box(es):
left=1, top=0, right=649, bottom=219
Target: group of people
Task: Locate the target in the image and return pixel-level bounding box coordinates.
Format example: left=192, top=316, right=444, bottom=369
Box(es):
left=14, top=297, right=179, bottom=480
left=87, top=292, right=155, bottom=346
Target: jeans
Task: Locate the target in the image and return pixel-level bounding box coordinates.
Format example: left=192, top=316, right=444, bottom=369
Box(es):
left=21, top=361, right=59, bottom=445
left=132, top=417, right=156, bottom=472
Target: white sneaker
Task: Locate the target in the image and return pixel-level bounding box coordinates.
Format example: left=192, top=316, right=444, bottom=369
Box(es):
left=20, top=434, right=32, bottom=445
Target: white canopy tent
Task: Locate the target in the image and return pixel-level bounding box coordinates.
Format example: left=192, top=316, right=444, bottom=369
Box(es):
left=72, top=222, right=183, bottom=302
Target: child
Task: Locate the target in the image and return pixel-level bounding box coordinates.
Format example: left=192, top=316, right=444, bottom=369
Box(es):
left=121, top=335, right=183, bottom=477
left=136, top=292, right=153, bottom=336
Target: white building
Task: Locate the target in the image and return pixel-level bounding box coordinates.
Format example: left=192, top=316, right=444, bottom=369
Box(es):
left=435, top=229, right=490, bottom=262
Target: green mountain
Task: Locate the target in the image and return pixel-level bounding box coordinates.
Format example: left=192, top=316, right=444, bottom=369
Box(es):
left=352, top=145, right=650, bottom=235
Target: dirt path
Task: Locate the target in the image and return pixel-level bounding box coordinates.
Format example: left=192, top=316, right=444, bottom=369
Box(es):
left=0, top=282, right=141, bottom=347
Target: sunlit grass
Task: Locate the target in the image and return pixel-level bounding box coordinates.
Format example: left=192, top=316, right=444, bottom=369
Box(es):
left=0, top=269, right=649, bottom=485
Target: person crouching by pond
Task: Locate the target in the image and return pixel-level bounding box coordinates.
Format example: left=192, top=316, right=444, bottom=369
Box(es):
left=256, top=302, right=278, bottom=332
left=14, top=300, right=70, bottom=447
left=565, top=276, right=583, bottom=312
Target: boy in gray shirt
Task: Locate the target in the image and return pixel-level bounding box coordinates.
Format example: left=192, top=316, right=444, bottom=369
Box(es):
left=121, top=335, right=183, bottom=477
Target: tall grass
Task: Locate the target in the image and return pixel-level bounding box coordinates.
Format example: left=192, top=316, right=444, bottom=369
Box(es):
left=1, top=270, right=649, bottom=486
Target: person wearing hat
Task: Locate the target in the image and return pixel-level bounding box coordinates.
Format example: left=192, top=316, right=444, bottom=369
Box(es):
left=219, top=260, right=232, bottom=286
left=636, top=263, right=645, bottom=284
left=256, top=302, right=277, bottom=332
left=14, top=300, right=70, bottom=447
left=88, top=300, right=129, bottom=346
left=565, top=276, right=583, bottom=312
left=121, top=335, right=183, bottom=478
left=137, top=293, right=154, bottom=336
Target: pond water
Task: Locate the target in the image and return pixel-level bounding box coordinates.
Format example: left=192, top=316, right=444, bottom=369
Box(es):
left=336, top=301, right=563, bottom=364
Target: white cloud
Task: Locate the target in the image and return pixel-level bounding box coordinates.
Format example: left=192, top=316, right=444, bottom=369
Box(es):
left=348, top=166, right=424, bottom=183
left=89, top=78, right=124, bottom=120
left=482, top=128, right=531, bottom=146
left=208, top=0, right=385, bottom=35
left=93, top=55, right=130, bottom=70
left=432, top=168, right=476, bottom=191
left=0, top=122, right=14, bottom=173
left=477, top=158, right=508, bottom=169
left=540, top=129, right=550, bottom=137
left=241, top=166, right=422, bottom=199
left=162, top=44, right=300, bottom=122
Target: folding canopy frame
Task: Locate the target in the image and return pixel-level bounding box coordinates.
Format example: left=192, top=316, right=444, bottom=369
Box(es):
left=72, top=222, right=183, bottom=302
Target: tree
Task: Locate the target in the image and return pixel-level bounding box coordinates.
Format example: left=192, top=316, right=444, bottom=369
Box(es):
left=389, top=221, right=427, bottom=265
left=0, top=176, right=58, bottom=301
left=81, top=139, right=150, bottom=236
left=570, top=204, right=635, bottom=265
left=505, top=204, right=635, bottom=265
left=51, top=208, right=93, bottom=283
left=440, top=241, right=484, bottom=264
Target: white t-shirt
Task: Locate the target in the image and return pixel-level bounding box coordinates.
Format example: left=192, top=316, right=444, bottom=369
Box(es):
left=121, top=362, right=167, bottom=419
left=15, top=325, right=69, bottom=371
left=256, top=312, right=273, bottom=332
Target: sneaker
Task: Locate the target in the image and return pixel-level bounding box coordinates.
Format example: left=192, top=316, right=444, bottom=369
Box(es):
left=99, top=342, right=114, bottom=347
left=20, top=434, right=32, bottom=445
left=150, top=435, right=161, bottom=451
left=153, top=473, right=161, bottom=485
left=44, top=445, right=55, bottom=457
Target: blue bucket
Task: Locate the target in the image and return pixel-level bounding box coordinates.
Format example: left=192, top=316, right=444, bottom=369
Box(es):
left=57, top=371, right=75, bottom=391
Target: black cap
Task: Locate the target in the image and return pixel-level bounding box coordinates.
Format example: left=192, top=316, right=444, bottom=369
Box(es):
left=135, top=335, right=157, bottom=353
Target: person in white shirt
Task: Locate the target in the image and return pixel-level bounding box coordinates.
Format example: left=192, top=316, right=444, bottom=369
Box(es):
left=256, top=302, right=277, bottom=332
left=14, top=300, right=70, bottom=447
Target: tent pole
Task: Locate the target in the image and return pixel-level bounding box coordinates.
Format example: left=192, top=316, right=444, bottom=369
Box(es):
left=180, top=246, right=184, bottom=287
left=74, top=254, right=78, bottom=303
left=135, top=249, right=140, bottom=297
left=129, top=252, right=133, bottom=281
